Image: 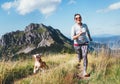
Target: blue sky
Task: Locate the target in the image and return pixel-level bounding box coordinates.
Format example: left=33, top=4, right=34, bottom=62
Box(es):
left=0, top=0, right=120, bottom=38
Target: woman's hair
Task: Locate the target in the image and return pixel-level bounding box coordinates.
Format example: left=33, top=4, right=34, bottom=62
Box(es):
left=74, top=13, right=81, bottom=19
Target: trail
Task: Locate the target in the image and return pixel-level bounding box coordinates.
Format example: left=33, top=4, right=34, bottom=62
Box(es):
left=14, top=55, right=92, bottom=83
left=14, top=56, right=76, bottom=82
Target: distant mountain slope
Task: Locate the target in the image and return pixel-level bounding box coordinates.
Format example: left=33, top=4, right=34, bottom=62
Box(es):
left=93, top=35, right=120, bottom=49
left=0, top=23, right=73, bottom=57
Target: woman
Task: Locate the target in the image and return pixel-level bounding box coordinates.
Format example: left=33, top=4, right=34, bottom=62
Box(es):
left=71, top=13, right=92, bottom=77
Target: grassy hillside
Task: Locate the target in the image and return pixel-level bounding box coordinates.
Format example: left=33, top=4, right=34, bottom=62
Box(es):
left=0, top=53, right=120, bottom=84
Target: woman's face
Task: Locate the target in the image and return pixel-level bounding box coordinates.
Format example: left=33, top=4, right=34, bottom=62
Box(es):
left=75, top=15, right=82, bottom=24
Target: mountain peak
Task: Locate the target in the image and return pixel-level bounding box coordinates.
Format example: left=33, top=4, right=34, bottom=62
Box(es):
left=25, top=23, right=46, bottom=32
left=0, top=23, right=72, bottom=56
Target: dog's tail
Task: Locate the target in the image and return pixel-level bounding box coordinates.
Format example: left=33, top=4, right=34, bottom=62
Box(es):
left=45, top=65, right=49, bottom=69
left=41, top=62, right=49, bottom=69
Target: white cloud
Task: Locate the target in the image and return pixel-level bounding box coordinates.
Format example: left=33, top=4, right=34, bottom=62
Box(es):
left=96, top=2, right=120, bottom=13
left=1, top=0, right=61, bottom=16
left=68, top=0, right=76, bottom=5
left=1, top=2, right=13, bottom=10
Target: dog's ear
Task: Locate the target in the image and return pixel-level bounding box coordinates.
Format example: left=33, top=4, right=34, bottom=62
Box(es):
left=33, top=54, right=39, bottom=57
left=36, top=56, right=40, bottom=58
left=33, top=55, right=36, bottom=58
left=33, top=55, right=37, bottom=60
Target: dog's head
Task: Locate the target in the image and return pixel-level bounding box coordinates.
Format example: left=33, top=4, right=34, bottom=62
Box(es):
left=33, top=53, right=42, bottom=61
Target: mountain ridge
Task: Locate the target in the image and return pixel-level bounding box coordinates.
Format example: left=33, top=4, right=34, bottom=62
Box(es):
left=0, top=23, right=73, bottom=58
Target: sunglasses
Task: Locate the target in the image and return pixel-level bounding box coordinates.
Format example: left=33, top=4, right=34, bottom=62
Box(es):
left=75, top=17, right=81, bottom=20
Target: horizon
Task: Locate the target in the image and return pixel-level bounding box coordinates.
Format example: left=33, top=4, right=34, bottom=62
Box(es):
left=0, top=22, right=119, bottom=39
left=0, top=22, right=120, bottom=38
left=0, top=0, right=120, bottom=37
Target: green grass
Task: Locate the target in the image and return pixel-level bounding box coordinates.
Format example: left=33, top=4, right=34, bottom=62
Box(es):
left=0, top=60, right=33, bottom=84
left=88, top=54, right=120, bottom=84
left=0, top=53, right=120, bottom=84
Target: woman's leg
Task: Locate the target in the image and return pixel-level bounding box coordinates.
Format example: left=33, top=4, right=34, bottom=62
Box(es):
left=81, top=45, right=88, bottom=75
left=74, top=46, right=82, bottom=63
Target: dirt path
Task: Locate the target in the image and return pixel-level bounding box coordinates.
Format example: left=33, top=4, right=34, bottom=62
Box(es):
left=14, top=56, right=77, bottom=83
left=14, top=55, right=91, bottom=83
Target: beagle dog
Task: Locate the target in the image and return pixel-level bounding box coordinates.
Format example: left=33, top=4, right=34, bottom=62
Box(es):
left=33, top=54, right=48, bottom=73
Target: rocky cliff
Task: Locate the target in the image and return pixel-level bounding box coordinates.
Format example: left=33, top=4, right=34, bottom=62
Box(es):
left=0, top=23, right=73, bottom=57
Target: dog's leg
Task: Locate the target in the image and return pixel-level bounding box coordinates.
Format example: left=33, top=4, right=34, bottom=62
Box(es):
left=33, top=66, right=36, bottom=73
left=43, top=62, right=49, bottom=69
left=33, top=66, right=39, bottom=74
left=40, top=68, right=45, bottom=72
left=33, top=66, right=37, bottom=73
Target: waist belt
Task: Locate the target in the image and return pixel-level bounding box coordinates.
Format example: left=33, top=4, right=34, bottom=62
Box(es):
left=74, top=42, right=88, bottom=46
